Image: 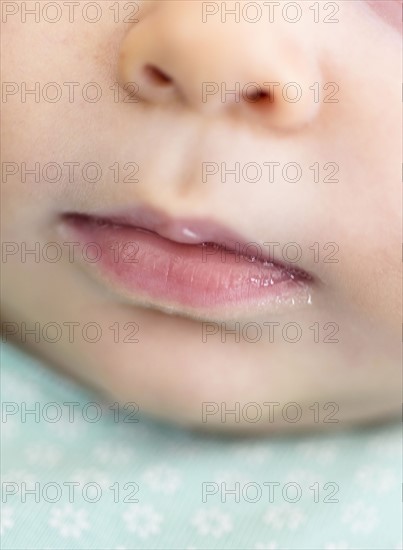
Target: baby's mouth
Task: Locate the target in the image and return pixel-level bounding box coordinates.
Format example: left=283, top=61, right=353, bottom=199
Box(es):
left=59, top=209, right=314, bottom=321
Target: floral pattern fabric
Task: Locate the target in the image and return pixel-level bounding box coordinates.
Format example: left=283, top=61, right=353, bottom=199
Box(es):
left=1, top=343, right=401, bottom=549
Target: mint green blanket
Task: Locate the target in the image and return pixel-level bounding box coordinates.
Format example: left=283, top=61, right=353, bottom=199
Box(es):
left=1, top=343, right=401, bottom=549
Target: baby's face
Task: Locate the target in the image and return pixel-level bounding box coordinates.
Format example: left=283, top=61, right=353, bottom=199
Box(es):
left=1, top=1, right=401, bottom=432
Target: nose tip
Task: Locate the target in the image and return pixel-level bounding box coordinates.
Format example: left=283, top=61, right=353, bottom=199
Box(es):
left=117, top=1, right=322, bottom=130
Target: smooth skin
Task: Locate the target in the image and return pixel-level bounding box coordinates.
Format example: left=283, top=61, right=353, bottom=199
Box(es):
left=1, top=1, right=401, bottom=432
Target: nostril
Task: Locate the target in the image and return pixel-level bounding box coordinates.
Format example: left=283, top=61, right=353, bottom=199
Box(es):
left=247, top=89, right=273, bottom=105
left=240, top=89, right=276, bottom=119
left=144, top=64, right=173, bottom=87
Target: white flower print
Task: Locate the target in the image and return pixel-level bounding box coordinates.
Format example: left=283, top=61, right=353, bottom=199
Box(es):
left=123, top=504, right=163, bottom=538
left=0, top=414, right=20, bottom=440
left=233, top=442, right=272, bottom=465
left=212, top=468, right=250, bottom=486
left=284, top=468, right=324, bottom=487
left=2, top=371, right=43, bottom=401
left=70, top=468, right=112, bottom=491
left=191, top=507, right=233, bottom=538
left=354, top=465, right=396, bottom=494
left=93, top=443, right=135, bottom=466
left=25, top=444, right=62, bottom=467
left=2, top=469, right=36, bottom=486
left=47, top=414, right=87, bottom=439
left=142, top=464, right=182, bottom=495
left=341, top=501, right=379, bottom=534
left=264, top=504, right=306, bottom=530
left=0, top=506, right=14, bottom=535
left=368, top=430, right=401, bottom=457
left=49, top=504, right=90, bottom=538
left=296, top=441, right=337, bottom=465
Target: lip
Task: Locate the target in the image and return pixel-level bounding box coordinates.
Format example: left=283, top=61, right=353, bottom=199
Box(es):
left=365, top=0, right=402, bottom=32
left=59, top=209, right=314, bottom=321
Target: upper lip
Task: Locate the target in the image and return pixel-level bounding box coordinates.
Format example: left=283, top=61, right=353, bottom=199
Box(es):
left=62, top=207, right=313, bottom=279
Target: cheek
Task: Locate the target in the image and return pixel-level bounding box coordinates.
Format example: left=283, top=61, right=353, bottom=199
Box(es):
left=366, top=0, right=402, bottom=31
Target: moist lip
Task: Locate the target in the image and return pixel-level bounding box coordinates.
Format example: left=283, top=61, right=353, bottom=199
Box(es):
left=60, top=212, right=314, bottom=318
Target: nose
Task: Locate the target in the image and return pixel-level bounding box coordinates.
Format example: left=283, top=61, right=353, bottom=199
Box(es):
left=117, top=0, right=322, bottom=130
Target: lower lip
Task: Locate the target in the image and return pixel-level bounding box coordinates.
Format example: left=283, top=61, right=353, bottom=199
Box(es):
left=60, top=215, right=313, bottom=319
